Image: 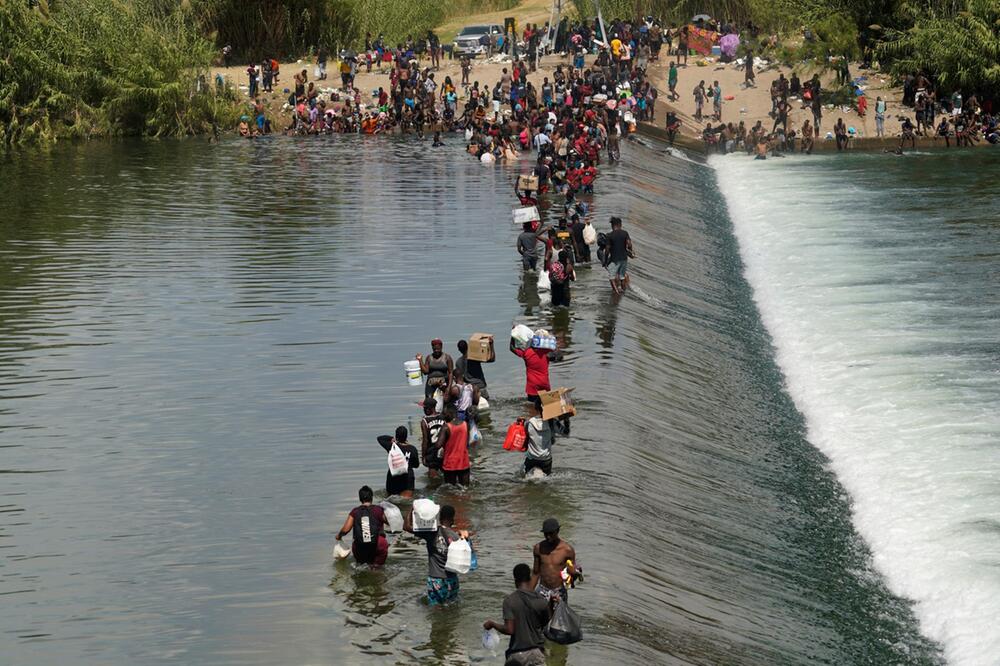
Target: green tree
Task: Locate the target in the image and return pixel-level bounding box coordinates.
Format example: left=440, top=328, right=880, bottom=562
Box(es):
left=877, top=0, right=1000, bottom=93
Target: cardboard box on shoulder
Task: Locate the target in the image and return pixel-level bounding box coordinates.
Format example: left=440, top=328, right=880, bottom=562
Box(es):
left=517, top=174, right=539, bottom=191
left=468, top=332, right=496, bottom=363
left=538, top=387, right=576, bottom=420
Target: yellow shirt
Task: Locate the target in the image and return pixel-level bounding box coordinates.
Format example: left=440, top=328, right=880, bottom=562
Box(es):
left=610, top=39, right=622, bottom=57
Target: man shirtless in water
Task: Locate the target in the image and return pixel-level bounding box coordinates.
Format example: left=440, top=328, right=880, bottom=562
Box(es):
left=531, top=518, right=577, bottom=607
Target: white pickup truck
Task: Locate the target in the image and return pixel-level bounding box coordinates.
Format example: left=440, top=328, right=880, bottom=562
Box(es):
left=452, top=24, right=504, bottom=58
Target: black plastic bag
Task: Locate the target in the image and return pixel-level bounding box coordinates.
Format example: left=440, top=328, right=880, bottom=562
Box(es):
left=544, top=601, right=583, bottom=645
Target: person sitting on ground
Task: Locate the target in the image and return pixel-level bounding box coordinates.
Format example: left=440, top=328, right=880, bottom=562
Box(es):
left=405, top=503, right=469, bottom=606
left=335, top=485, right=389, bottom=567
left=483, top=563, right=551, bottom=666
left=377, top=426, right=420, bottom=498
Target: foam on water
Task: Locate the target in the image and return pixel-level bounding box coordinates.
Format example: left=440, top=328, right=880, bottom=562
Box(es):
left=713, top=153, right=1000, bottom=665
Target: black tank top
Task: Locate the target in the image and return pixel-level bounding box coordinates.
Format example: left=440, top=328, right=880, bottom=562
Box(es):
left=423, top=415, right=446, bottom=446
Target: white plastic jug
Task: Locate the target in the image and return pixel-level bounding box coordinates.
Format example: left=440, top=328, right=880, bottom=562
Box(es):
left=445, top=538, right=472, bottom=574
left=380, top=501, right=404, bottom=533
left=404, top=359, right=422, bottom=386
left=412, top=498, right=439, bottom=532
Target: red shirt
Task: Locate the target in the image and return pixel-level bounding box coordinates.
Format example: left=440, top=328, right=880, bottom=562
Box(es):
left=513, top=347, right=551, bottom=396
left=442, top=422, right=470, bottom=471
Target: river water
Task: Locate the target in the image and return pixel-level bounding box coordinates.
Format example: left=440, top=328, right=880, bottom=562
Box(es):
left=0, top=136, right=992, bottom=665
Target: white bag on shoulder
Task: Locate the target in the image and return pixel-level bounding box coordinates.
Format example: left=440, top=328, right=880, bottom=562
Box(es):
left=387, top=442, right=408, bottom=476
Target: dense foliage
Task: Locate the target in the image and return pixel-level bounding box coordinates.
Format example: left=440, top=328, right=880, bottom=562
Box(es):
left=878, top=0, right=1000, bottom=93
left=1, top=0, right=236, bottom=150
left=194, top=0, right=520, bottom=60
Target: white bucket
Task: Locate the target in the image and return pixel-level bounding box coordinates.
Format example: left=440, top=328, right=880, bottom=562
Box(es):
left=404, top=360, right=422, bottom=386
left=412, top=498, right=440, bottom=532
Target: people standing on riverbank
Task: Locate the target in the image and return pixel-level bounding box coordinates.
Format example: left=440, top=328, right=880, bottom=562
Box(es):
left=335, top=486, right=389, bottom=567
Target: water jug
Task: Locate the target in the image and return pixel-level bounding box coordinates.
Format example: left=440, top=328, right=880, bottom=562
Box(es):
left=445, top=538, right=472, bottom=574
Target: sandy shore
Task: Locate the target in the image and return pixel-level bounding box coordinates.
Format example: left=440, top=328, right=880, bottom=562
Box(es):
left=641, top=55, right=904, bottom=140
left=216, top=49, right=905, bottom=143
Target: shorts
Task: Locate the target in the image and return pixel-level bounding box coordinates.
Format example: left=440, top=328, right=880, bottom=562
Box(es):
left=522, top=253, right=538, bottom=271
left=426, top=575, right=460, bottom=606
left=534, top=581, right=568, bottom=604
left=607, top=259, right=628, bottom=280
left=505, top=647, right=546, bottom=666
left=443, top=468, right=470, bottom=485
left=524, top=457, right=552, bottom=476
left=352, top=534, right=389, bottom=567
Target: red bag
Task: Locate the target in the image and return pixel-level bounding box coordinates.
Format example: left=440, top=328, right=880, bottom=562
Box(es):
left=503, top=419, right=527, bottom=452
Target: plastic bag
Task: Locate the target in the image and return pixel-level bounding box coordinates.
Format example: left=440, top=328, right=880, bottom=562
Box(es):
left=545, top=600, right=583, bottom=645
left=380, top=501, right=403, bottom=532
left=432, top=388, right=445, bottom=414
left=445, top=538, right=472, bottom=574
left=333, top=542, right=351, bottom=560
left=482, top=628, right=501, bottom=651
left=387, top=442, right=408, bottom=476
left=468, top=422, right=482, bottom=445
left=537, top=269, right=551, bottom=292
left=583, top=224, right=597, bottom=245
left=314, top=65, right=321, bottom=79
left=503, top=419, right=527, bottom=451
left=511, top=324, right=534, bottom=348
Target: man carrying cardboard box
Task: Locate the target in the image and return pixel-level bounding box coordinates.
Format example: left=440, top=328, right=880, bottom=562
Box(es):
left=456, top=337, right=491, bottom=400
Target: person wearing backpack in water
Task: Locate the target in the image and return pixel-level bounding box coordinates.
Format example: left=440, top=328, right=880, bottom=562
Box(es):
left=377, top=426, right=420, bottom=498
left=548, top=248, right=575, bottom=308
left=482, top=563, right=550, bottom=665
left=404, top=503, right=469, bottom=606
left=335, top=485, right=389, bottom=567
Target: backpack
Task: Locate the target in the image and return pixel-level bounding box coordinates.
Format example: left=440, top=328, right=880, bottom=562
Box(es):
left=549, top=260, right=566, bottom=284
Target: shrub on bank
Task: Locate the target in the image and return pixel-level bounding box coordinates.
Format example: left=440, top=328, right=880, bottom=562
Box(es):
left=0, top=0, right=237, bottom=151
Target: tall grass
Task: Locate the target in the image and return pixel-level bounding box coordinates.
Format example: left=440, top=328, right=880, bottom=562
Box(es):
left=1, top=0, right=237, bottom=151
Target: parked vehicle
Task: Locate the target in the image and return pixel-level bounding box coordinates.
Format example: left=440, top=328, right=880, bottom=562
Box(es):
left=452, top=24, right=503, bottom=57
